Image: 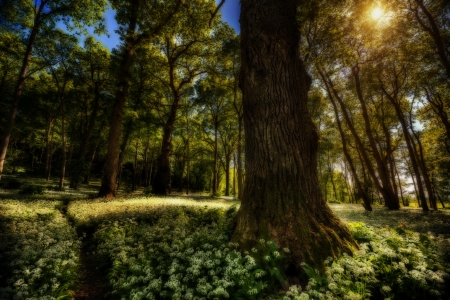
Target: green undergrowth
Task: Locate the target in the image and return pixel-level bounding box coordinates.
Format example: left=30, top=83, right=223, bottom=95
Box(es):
left=286, top=223, right=450, bottom=300
left=92, top=205, right=289, bottom=299
left=66, top=197, right=236, bottom=233
left=1, top=192, right=449, bottom=300
left=84, top=202, right=449, bottom=300
left=0, top=200, right=80, bottom=299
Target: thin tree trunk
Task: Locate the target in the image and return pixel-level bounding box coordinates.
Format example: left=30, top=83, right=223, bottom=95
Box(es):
left=98, top=6, right=138, bottom=198
left=394, top=159, right=406, bottom=206
left=320, top=72, right=371, bottom=210
left=79, top=84, right=101, bottom=161
left=407, top=107, right=437, bottom=210
left=225, top=153, right=231, bottom=196
left=47, top=131, right=55, bottom=181
left=327, top=151, right=338, bottom=201
left=424, top=89, right=450, bottom=150
left=213, top=120, right=219, bottom=195
left=59, top=95, right=66, bottom=190
left=44, top=120, right=54, bottom=179
left=233, top=152, right=237, bottom=196
left=380, top=85, right=429, bottom=211
left=143, top=135, right=150, bottom=187
left=323, top=70, right=397, bottom=208
left=409, top=162, right=421, bottom=207
left=0, top=4, right=43, bottom=180
left=351, top=66, right=399, bottom=209
left=412, top=0, right=450, bottom=78
left=233, top=0, right=357, bottom=271
left=153, top=96, right=179, bottom=195
left=132, top=140, right=139, bottom=192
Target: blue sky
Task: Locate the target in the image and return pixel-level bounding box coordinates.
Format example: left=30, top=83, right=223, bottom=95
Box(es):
left=80, top=0, right=240, bottom=51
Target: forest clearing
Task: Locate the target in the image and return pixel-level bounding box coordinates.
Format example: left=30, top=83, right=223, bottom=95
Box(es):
left=2, top=0, right=450, bottom=299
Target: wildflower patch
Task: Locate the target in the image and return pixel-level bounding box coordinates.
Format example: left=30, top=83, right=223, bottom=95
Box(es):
left=0, top=200, right=80, bottom=299
left=284, top=223, right=450, bottom=300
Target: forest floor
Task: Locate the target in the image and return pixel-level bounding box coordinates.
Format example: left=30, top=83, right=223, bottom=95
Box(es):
left=1, top=175, right=449, bottom=299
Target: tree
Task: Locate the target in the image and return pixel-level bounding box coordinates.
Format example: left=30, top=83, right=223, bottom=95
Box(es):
left=151, top=5, right=227, bottom=195
left=232, top=0, right=357, bottom=271
left=0, top=0, right=107, bottom=180
left=37, top=30, right=78, bottom=189
left=98, top=0, right=183, bottom=197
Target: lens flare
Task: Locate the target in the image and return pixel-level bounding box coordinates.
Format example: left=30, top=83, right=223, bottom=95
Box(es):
left=372, top=7, right=384, bottom=20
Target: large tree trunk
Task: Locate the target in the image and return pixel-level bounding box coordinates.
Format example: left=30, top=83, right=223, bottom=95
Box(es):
left=237, top=116, right=244, bottom=199
left=97, top=11, right=137, bottom=197
left=0, top=7, right=43, bottom=181
left=233, top=0, right=357, bottom=271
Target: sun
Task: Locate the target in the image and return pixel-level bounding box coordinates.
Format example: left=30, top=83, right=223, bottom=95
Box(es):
left=371, top=7, right=384, bottom=20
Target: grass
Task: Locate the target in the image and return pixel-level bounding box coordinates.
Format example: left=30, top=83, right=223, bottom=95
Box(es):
left=67, top=196, right=238, bottom=231
left=330, top=203, right=450, bottom=236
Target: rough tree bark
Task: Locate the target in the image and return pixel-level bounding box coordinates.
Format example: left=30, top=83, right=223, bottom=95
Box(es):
left=232, top=0, right=357, bottom=271
left=233, top=86, right=244, bottom=200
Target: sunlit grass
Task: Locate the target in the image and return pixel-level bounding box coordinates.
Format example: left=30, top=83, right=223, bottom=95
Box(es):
left=0, top=200, right=80, bottom=299
left=67, top=196, right=239, bottom=229
left=330, top=203, right=450, bottom=236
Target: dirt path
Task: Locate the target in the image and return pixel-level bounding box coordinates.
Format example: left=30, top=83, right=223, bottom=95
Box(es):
left=74, top=238, right=112, bottom=300
left=59, top=202, right=113, bottom=300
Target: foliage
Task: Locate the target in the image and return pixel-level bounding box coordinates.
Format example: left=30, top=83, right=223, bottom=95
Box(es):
left=3, top=178, right=22, bottom=189
left=285, top=223, right=450, bottom=300
left=0, top=200, right=80, bottom=299
left=93, top=206, right=287, bottom=299
left=18, top=184, right=45, bottom=195
left=67, top=160, right=91, bottom=188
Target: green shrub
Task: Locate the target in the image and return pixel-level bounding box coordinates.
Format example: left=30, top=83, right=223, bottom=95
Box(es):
left=68, top=160, right=91, bottom=189
left=327, top=200, right=342, bottom=204
left=4, top=178, right=22, bottom=189
left=19, top=185, right=45, bottom=195
left=143, top=186, right=154, bottom=197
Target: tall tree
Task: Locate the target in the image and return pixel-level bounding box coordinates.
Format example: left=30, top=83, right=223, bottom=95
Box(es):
left=151, top=4, right=226, bottom=195
left=232, top=0, right=357, bottom=271
left=98, top=0, right=183, bottom=197
left=0, top=0, right=107, bottom=180
left=37, top=31, right=77, bottom=189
